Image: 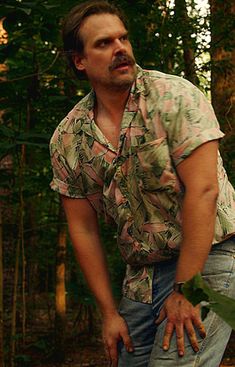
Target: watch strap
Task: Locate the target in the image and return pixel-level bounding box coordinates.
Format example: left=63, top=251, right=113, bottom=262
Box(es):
left=173, top=281, right=185, bottom=294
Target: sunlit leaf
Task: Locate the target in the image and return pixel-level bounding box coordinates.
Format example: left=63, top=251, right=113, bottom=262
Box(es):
left=183, top=274, right=235, bottom=330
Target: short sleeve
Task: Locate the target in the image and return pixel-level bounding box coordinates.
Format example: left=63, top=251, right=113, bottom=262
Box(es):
left=162, top=80, right=224, bottom=166
left=49, top=127, right=86, bottom=198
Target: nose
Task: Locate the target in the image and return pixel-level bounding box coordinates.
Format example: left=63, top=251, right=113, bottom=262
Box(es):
left=113, top=38, right=126, bottom=55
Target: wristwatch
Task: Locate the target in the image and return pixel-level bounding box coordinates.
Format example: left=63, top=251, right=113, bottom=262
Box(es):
left=173, top=281, right=185, bottom=294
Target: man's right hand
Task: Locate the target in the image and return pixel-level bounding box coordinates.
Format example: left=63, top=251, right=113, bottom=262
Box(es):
left=102, top=312, right=134, bottom=366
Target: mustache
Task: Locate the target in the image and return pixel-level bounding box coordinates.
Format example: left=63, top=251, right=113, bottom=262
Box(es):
left=109, top=54, right=135, bottom=71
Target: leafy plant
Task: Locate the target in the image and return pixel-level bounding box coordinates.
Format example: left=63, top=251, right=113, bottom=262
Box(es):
left=183, top=274, right=235, bottom=329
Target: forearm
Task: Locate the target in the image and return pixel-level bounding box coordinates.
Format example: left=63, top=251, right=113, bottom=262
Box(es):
left=61, top=196, right=118, bottom=317
left=70, top=229, right=118, bottom=316
left=175, top=188, right=218, bottom=282
left=159, top=142, right=219, bottom=356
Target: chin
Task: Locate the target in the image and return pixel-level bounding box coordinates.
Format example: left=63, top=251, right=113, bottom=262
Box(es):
left=111, top=78, right=135, bottom=91
left=112, top=70, right=136, bottom=88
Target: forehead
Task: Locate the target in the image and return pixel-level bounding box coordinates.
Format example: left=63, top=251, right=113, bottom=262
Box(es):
left=79, top=13, right=127, bottom=46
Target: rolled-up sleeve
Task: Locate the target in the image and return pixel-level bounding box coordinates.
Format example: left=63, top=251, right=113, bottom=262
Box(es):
left=162, top=80, right=224, bottom=166
left=50, top=127, right=86, bottom=198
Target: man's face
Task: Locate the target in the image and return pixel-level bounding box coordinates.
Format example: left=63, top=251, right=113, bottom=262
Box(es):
left=74, top=13, right=137, bottom=91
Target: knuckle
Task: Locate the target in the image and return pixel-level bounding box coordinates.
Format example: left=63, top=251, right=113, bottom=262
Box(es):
left=165, top=327, right=173, bottom=336
left=175, top=316, right=181, bottom=323
left=107, top=340, right=115, bottom=348
left=125, top=338, right=132, bottom=346
left=184, top=314, right=191, bottom=322
left=187, top=331, right=195, bottom=338
left=176, top=334, right=183, bottom=340
left=166, top=321, right=174, bottom=330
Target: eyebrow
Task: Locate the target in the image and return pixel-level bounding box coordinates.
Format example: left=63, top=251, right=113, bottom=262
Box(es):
left=93, top=31, right=129, bottom=47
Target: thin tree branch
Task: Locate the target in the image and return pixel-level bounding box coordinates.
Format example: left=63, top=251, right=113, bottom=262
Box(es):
left=0, top=51, right=60, bottom=83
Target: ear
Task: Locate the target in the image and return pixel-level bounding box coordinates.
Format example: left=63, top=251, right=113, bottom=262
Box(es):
left=73, top=54, right=86, bottom=71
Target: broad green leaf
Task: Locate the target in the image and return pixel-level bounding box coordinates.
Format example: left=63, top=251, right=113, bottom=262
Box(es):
left=183, top=274, right=235, bottom=330
left=183, top=275, right=209, bottom=306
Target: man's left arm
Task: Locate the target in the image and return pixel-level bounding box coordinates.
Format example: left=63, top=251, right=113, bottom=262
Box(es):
left=156, top=139, right=219, bottom=356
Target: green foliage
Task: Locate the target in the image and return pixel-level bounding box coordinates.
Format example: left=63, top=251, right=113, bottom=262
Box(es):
left=14, top=354, right=31, bottom=364
left=183, top=274, right=235, bottom=330
left=0, top=0, right=83, bottom=297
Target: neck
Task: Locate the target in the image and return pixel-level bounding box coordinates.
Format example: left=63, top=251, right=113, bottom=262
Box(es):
left=94, top=85, right=131, bottom=121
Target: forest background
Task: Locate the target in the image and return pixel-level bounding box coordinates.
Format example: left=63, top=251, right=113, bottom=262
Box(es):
left=0, top=0, right=234, bottom=366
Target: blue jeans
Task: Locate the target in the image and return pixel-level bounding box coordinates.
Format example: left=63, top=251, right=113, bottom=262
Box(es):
left=118, top=237, right=235, bottom=367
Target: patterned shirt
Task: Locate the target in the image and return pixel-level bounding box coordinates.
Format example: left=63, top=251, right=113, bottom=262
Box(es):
left=50, top=66, right=235, bottom=303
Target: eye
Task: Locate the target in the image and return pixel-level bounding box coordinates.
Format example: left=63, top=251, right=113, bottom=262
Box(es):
left=98, top=39, right=111, bottom=48
left=120, top=34, right=129, bottom=42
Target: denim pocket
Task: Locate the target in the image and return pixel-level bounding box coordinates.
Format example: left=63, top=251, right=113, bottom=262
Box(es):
left=202, top=237, right=235, bottom=295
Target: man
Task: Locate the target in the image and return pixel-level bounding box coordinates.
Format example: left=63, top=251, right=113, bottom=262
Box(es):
left=50, top=1, right=235, bottom=366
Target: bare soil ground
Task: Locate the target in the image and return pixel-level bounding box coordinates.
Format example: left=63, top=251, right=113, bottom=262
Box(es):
left=18, top=301, right=235, bottom=367
left=38, top=332, right=235, bottom=367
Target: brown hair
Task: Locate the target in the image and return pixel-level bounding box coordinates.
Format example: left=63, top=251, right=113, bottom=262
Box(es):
left=62, top=0, right=128, bottom=78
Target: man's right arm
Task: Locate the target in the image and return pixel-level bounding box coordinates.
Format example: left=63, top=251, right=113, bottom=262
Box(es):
left=61, top=195, right=133, bottom=366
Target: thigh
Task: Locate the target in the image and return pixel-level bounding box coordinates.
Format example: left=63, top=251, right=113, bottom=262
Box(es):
left=149, top=312, right=232, bottom=367
left=149, top=237, right=235, bottom=367
left=118, top=297, right=157, bottom=367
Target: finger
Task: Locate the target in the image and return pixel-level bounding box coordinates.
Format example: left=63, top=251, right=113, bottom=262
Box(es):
left=122, top=333, right=134, bottom=353
left=162, top=321, right=174, bottom=351
left=197, top=324, right=206, bottom=339
left=155, top=307, right=166, bottom=325
left=104, top=342, right=110, bottom=359
left=108, top=342, right=118, bottom=367
left=193, top=307, right=207, bottom=339
left=103, top=336, right=110, bottom=357
left=193, top=318, right=206, bottom=339
left=185, top=319, right=199, bottom=353
left=175, top=323, right=185, bottom=357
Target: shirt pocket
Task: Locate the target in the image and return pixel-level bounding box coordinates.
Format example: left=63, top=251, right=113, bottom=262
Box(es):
left=134, top=137, right=177, bottom=192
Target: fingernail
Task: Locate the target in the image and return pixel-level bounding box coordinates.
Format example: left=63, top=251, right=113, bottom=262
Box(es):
left=163, top=345, right=168, bottom=351
left=179, top=351, right=184, bottom=357
left=128, top=347, right=134, bottom=353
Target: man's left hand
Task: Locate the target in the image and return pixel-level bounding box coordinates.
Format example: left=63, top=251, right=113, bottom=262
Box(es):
left=155, top=291, right=206, bottom=357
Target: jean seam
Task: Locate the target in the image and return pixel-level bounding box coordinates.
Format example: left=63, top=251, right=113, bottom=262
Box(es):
left=224, top=254, right=235, bottom=288
left=193, top=311, right=218, bottom=367
left=193, top=254, right=235, bottom=367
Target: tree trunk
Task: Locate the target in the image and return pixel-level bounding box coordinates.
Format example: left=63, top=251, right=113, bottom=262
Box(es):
left=0, top=18, right=9, bottom=367
left=19, top=146, right=26, bottom=346
left=10, top=143, right=25, bottom=367
left=54, top=200, right=67, bottom=362
left=174, top=0, right=199, bottom=85
left=210, top=0, right=235, bottom=128
left=0, top=207, right=4, bottom=367
left=10, top=233, right=20, bottom=367
left=209, top=0, right=235, bottom=179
